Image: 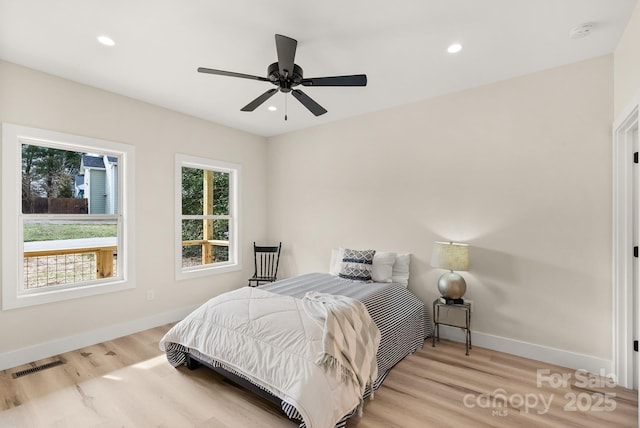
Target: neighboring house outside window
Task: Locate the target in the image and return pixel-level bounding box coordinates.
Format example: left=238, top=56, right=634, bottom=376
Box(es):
left=77, top=155, right=119, bottom=214
left=1, top=123, right=136, bottom=309
left=175, top=154, right=241, bottom=280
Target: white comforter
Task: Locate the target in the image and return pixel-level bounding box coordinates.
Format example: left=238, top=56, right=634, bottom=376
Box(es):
left=159, top=287, right=367, bottom=428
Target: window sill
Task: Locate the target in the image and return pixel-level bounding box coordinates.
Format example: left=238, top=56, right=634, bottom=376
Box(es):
left=2, top=278, right=135, bottom=310
left=175, top=262, right=242, bottom=281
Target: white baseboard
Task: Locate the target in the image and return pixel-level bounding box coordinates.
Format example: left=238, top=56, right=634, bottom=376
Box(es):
left=0, top=305, right=197, bottom=371
left=438, top=326, right=613, bottom=376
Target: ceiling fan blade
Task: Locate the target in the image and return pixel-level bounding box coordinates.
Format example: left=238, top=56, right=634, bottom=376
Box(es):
left=197, top=67, right=269, bottom=82
left=241, top=88, right=279, bottom=112
left=291, top=89, right=327, bottom=116
left=301, top=74, right=367, bottom=87
left=275, top=34, right=297, bottom=78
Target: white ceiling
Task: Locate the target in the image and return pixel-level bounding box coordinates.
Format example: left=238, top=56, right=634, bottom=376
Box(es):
left=0, top=0, right=636, bottom=137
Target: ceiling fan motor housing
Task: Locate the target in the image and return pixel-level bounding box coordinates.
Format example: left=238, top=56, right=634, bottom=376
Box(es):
left=268, top=62, right=303, bottom=92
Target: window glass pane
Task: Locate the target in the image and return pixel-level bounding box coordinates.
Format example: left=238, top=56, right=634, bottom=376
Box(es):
left=22, top=144, right=119, bottom=215
left=181, top=167, right=203, bottom=215
left=212, top=218, right=229, bottom=241
left=213, top=171, right=230, bottom=216
left=213, top=218, right=229, bottom=263
left=24, top=253, right=99, bottom=289
left=182, top=244, right=202, bottom=268
left=181, top=218, right=203, bottom=241
left=181, top=219, right=202, bottom=268
left=23, top=219, right=118, bottom=289
left=181, top=168, right=229, bottom=216
left=213, top=244, right=229, bottom=263
left=181, top=219, right=229, bottom=267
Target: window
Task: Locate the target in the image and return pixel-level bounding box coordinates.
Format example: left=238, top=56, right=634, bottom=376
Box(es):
left=175, top=154, right=241, bottom=279
left=2, top=123, right=135, bottom=309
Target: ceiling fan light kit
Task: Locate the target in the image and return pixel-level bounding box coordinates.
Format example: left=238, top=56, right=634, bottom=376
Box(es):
left=198, top=34, right=367, bottom=118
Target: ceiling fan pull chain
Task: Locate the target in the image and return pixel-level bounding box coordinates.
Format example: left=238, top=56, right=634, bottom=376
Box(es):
left=285, top=93, right=288, bottom=121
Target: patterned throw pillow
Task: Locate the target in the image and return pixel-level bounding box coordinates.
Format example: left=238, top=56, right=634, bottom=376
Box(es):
left=339, top=248, right=376, bottom=282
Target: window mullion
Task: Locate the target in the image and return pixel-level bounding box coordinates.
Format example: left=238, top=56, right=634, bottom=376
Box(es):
left=181, top=215, right=230, bottom=220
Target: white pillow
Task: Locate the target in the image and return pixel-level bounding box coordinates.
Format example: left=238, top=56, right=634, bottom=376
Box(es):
left=329, top=247, right=345, bottom=275
left=371, top=252, right=396, bottom=282
left=392, top=253, right=411, bottom=287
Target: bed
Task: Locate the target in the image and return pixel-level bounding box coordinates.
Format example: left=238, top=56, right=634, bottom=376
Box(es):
left=159, top=271, right=432, bottom=428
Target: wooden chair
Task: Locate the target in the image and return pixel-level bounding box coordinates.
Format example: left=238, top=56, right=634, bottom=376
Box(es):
left=248, top=242, right=282, bottom=287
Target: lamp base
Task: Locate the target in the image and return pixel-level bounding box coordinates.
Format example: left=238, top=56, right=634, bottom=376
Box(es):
left=439, top=296, right=464, bottom=305
left=437, top=271, right=467, bottom=299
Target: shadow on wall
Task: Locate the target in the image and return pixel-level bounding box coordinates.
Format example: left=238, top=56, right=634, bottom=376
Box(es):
left=272, top=243, right=298, bottom=280
left=470, top=246, right=519, bottom=301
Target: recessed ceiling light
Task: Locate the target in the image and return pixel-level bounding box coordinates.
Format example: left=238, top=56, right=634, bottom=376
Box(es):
left=447, top=43, right=463, bottom=54
left=97, top=35, right=115, bottom=46
left=267, top=106, right=277, bottom=112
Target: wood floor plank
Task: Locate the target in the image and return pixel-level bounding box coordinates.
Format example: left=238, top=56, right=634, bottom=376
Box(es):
left=0, top=324, right=636, bottom=427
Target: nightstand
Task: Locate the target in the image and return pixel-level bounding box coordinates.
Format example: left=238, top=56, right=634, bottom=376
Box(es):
left=432, top=299, right=472, bottom=355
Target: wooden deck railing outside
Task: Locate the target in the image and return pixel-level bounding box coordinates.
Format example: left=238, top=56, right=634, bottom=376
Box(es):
left=22, top=238, right=230, bottom=288
left=181, top=239, right=229, bottom=265
left=24, top=246, right=117, bottom=279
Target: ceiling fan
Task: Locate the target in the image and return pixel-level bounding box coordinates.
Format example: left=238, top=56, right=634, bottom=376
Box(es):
left=197, top=34, right=367, bottom=117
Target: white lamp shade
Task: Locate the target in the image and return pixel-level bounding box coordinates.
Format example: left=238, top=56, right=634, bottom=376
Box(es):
left=430, top=241, right=469, bottom=271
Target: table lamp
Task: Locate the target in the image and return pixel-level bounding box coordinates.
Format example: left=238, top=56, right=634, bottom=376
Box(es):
left=430, top=241, right=470, bottom=303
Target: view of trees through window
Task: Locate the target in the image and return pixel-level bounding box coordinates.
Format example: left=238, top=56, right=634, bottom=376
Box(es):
left=181, top=166, right=230, bottom=267
left=22, top=144, right=82, bottom=211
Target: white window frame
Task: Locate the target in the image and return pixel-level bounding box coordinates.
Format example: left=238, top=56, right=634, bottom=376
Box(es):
left=175, top=153, right=241, bottom=280
left=2, top=123, right=136, bottom=310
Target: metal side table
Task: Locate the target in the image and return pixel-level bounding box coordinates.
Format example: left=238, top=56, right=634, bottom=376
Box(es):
left=432, top=299, right=472, bottom=355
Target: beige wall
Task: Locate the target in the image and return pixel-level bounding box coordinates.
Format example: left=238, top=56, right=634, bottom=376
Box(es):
left=0, top=61, right=268, bottom=355
left=268, top=56, right=613, bottom=359
left=615, top=0, right=640, bottom=116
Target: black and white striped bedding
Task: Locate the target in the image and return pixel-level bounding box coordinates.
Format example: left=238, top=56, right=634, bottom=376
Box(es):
left=263, top=273, right=432, bottom=379
left=164, top=272, right=431, bottom=427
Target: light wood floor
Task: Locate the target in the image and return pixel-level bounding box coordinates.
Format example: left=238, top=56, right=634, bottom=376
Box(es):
left=0, top=324, right=637, bottom=427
